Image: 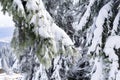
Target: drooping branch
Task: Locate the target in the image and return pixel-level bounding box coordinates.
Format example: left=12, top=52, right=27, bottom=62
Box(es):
left=0, top=0, right=78, bottom=68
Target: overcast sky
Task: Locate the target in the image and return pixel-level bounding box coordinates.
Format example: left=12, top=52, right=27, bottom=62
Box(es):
left=0, top=5, right=15, bottom=42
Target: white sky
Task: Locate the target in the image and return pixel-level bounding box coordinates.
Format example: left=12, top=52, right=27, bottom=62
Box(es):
left=0, top=5, right=15, bottom=42
left=0, top=5, right=15, bottom=28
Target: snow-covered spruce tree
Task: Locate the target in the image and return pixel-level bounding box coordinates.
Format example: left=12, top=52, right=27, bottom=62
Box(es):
left=85, top=0, right=120, bottom=80
left=0, top=0, right=79, bottom=80
left=77, top=0, right=120, bottom=80
left=0, top=0, right=120, bottom=80
left=43, top=0, right=120, bottom=80
left=0, top=43, right=15, bottom=72
left=59, top=0, right=120, bottom=80
left=42, top=0, right=75, bottom=40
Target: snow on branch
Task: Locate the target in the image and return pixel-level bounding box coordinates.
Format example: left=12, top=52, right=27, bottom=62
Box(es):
left=73, top=0, right=95, bottom=31
left=0, top=0, right=78, bottom=68
left=104, top=36, right=120, bottom=80
left=87, top=1, right=112, bottom=55
left=111, top=9, right=120, bottom=35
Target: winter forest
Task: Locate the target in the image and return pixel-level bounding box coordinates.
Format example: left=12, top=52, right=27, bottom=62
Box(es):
left=0, top=0, right=120, bottom=80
